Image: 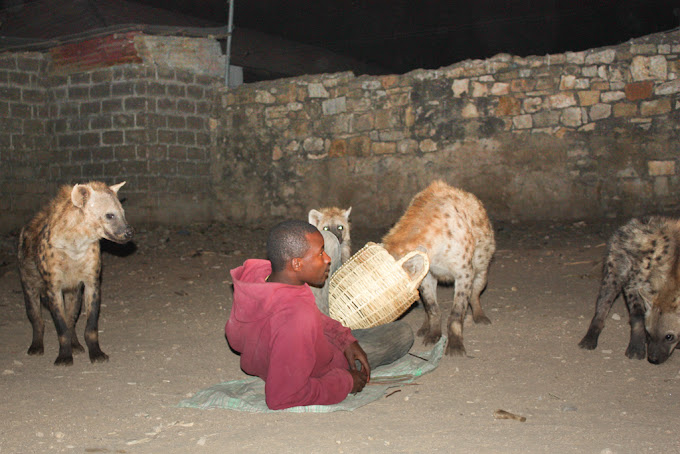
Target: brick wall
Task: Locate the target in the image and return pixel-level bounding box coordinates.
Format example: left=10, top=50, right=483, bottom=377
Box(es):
left=46, top=64, right=217, bottom=226
left=1, top=30, right=679, bottom=234
left=0, top=34, right=221, bottom=232
left=0, top=52, right=52, bottom=225
left=49, top=32, right=143, bottom=73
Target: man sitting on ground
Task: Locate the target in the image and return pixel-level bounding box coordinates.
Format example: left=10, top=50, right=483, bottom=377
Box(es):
left=226, top=220, right=413, bottom=410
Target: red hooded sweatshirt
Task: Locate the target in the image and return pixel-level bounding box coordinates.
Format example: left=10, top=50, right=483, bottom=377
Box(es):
left=226, top=259, right=356, bottom=410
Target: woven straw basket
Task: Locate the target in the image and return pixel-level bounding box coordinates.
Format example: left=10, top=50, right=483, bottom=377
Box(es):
left=328, top=242, right=430, bottom=329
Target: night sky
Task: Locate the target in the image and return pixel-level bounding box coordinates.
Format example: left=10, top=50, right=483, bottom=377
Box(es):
left=128, top=0, right=680, bottom=73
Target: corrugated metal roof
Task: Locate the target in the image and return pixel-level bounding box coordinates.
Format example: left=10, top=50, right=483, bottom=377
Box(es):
left=0, top=0, right=387, bottom=77
left=0, top=0, right=219, bottom=39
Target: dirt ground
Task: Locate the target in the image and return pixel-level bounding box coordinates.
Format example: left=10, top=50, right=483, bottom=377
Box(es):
left=1, top=219, right=679, bottom=454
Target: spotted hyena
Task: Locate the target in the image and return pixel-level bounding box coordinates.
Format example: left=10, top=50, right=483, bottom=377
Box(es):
left=308, top=206, right=352, bottom=263
left=579, top=217, right=680, bottom=364
left=18, top=181, right=134, bottom=366
left=382, top=180, right=495, bottom=356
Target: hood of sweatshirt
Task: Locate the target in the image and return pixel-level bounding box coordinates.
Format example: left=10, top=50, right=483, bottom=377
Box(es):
left=229, top=258, right=313, bottom=323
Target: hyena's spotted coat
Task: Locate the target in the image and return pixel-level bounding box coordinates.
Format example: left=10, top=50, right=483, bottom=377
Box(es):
left=308, top=206, right=352, bottom=264
left=382, top=180, right=495, bottom=356
left=18, top=181, right=133, bottom=366
left=579, top=216, right=680, bottom=364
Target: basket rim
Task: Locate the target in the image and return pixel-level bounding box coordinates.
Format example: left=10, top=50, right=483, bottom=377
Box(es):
left=328, top=242, right=430, bottom=329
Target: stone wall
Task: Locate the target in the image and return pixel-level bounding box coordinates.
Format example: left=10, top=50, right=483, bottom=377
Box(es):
left=1, top=30, right=679, bottom=234
left=214, top=30, right=680, bottom=229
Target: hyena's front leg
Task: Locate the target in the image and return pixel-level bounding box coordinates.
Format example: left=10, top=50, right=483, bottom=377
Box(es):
left=46, top=288, right=74, bottom=366
left=622, top=287, right=647, bottom=360
left=21, top=280, right=45, bottom=356
left=64, top=286, right=85, bottom=354
left=82, top=282, right=108, bottom=363
left=417, top=273, right=442, bottom=345
left=446, top=275, right=473, bottom=356
left=578, top=265, right=621, bottom=351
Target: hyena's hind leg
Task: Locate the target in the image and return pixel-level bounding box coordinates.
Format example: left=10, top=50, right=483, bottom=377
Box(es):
left=446, top=266, right=474, bottom=356
left=64, top=286, right=85, bottom=354
left=21, top=281, right=45, bottom=356
left=621, top=286, right=647, bottom=360
left=469, top=247, right=493, bottom=325
left=578, top=261, right=623, bottom=350
left=417, top=273, right=443, bottom=346
left=469, top=269, right=491, bottom=325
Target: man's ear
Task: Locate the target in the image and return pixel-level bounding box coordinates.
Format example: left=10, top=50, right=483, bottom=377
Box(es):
left=291, top=257, right=302, bottom=271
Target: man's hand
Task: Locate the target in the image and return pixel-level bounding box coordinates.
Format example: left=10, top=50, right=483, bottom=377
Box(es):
left=349, top=369, right=368, bottom=393
left=344, top=341, right=370, bottom=383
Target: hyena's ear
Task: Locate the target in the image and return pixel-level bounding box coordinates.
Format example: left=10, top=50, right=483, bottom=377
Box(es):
left=71, top=184, right=91, bottom=208
left=639, top=289, right=653, bottom=312
left=308, top=209, right=322, bottom=226
left=343, top=207, right=352, bottom=221
left=109, top=181, right=126, bottom=194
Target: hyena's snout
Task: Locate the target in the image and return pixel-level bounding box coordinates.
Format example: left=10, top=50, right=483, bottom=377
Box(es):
left=647, top=345, right=670, bottom=364
left=645, top=310, right=679, bottom=365
left=105, top=217, right=134, bottom=243
left=327, top=226, right=344, bottom=244
left=120, top=223, right=134, bottom=242
left=647, top=338, right=676, bottom=365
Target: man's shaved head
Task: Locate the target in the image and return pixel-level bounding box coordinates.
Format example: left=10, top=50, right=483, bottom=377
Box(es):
left=267, top=220, right=319, bottom=272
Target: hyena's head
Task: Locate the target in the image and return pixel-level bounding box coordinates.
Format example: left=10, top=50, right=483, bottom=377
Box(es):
left=645, top=305, right=680, bottom=365
left=308, top=207, right=351, bottom=245
left=72, top=181, right=134, bottom=244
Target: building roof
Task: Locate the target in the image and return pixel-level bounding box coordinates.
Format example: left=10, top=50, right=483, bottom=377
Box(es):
left=0, top=0, right=216, bottom=39
left=0, top=0, right=387, bottom=77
